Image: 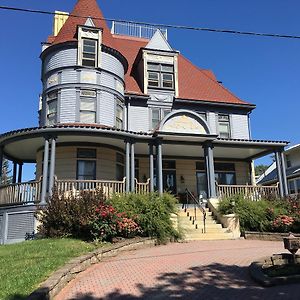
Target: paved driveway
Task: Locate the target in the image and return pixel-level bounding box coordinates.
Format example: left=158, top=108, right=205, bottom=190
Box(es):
left=56, top=240, right=300, bottom=300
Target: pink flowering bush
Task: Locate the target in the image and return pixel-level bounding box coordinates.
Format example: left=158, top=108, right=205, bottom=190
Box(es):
left=272, top=215, right=295, bottom=232
left=90, top=202, right=142, bottom=242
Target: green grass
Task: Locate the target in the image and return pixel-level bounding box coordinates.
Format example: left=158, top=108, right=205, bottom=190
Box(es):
left=0, top=238, right=99, bottom=300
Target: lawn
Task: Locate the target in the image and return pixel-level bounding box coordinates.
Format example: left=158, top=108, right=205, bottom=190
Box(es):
left=0, top=238, right=99, bottom=300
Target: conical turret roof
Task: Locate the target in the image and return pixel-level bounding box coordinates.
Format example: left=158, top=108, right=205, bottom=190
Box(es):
left=53, top=0, right=115, bottom=48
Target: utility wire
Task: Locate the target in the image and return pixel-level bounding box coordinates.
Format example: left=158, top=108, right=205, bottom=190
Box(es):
left=0, top=5, right=300, bottom=40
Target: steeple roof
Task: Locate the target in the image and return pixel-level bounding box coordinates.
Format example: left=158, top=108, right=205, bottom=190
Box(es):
left=53, top=0, right=115, bottom=48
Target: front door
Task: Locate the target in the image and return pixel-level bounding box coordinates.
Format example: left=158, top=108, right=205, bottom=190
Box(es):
left=163, top=170, right=177, bottom=194
left=196, top=171, right=208, bottom=199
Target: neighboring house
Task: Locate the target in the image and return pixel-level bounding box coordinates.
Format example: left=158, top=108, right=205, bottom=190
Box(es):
left=257, top=144, right=300, bottom=195
left=0, top=0, right=289, bottom=244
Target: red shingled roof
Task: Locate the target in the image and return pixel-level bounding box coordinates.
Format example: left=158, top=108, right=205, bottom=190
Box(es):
left=53, top=0, right=115, bottom=48
left=49, top=0, right=251, bottom=106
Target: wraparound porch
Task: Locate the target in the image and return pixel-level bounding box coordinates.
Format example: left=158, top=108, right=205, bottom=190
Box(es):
left=0, top=124, right=288, bottom=207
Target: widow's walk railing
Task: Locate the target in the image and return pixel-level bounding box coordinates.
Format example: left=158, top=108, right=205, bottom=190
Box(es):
left=217, top=183, right=280, bottom=201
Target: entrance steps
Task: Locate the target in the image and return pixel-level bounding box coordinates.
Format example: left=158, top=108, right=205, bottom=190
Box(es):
left=177, top=205, right=234, bottom=241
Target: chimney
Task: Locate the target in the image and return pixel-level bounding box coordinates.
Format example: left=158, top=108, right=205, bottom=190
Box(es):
left=53, top=11, right=69, bottom=36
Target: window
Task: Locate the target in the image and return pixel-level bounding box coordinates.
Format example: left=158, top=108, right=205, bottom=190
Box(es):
left=148, top=63, right=174, bottom=89
left=77, top=148, right=96, bottom=180
left=47, top=91, right=58, bottom=125
left=82, top=39, right=97, bottom=67
left=116, top=153, right=125, bottom=181
left=288, top=180, right=296, bottom=194
left=135, top=159, right=139, bottom=180
left=286, top=155, right=292, bottom=168
left=80, top=90, right=96, bottom=123
left=218, top=114, right=231, bottom=139
left=296, top=179, right=300, bottom=194
left=195, top=161, right=236, bottom=185
left=151, top=108, right=171, bottom=130
left=116, top=99, right=124, bottom=129
left=197, top=112, right=207, bottom=120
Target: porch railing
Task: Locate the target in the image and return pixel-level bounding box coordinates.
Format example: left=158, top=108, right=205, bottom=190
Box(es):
left=135, top=178, right=151, bottom=194
left=55, top=178, right=127, bottom=199
left=217, top=183, right=280, bottom=201
left=0, top=179, right=42, bottom=206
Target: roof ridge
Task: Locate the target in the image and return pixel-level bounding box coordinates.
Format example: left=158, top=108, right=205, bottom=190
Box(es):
left=179, top=54, right=251, bottom=105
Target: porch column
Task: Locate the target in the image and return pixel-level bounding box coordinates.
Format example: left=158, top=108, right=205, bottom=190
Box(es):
left=203, top=142, right=216, bottom=199
left=125, top=140, right=130, bottom=192
left=275, top=150, right=284, bottom=198
left=281, top=151, right=289, bottom=196
left=12, top=162, right=17, bottom=184
left=41, top=138, right=50, bottom=205
left=48, top=138, right=56, bottom=197
left=156, top=139, right=163, bottom=195
left=149, top=143, right=154, bottom=192
left=0, top=146, right=3, bottom=182
left=130, top=141, right=135, bottom=192
left=17, top=162, right=23, bottom=183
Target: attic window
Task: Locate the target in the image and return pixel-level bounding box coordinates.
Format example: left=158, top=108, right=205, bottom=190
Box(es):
left=82, top=39, right=97, bottom=67
left=148, top=63, right=174, bottom=90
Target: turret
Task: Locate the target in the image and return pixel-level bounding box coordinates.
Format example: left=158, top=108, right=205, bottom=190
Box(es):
left=39, top=0, right=127, bottom=129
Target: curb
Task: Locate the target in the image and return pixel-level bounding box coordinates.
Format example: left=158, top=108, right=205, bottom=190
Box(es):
left=249, top=254, right=300, bottom=287
left=27, top=237, right=156, bottom=300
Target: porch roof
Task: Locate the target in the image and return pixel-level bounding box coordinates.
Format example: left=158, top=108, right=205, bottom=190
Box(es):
left=0, top=125, right=289, bottom=162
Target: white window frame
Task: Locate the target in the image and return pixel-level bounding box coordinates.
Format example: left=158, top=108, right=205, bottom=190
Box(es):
left=147, top=63, right=174, bottom=90
left=46, top=91, right=58, bottom=125
left=218, top=114, right=231, bottom=139
left=151, top=107, right=171, bottom=130
left=115, top=98, right=124, bottom=129
left=80, top=90, right=96, bottom=123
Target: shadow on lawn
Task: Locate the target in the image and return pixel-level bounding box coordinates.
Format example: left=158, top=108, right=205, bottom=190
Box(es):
left=46, top=263, right=297, bottom=300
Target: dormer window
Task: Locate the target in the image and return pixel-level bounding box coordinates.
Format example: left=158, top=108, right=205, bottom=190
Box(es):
left=78, top=26, right=102, bottom=68
left=82, top=39, right=97, bottom=67
left=148, top=63, right=174, bottom=90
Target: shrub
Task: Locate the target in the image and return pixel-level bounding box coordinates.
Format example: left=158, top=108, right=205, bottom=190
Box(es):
left=218, top=194, right=300, bottom=234
left=37, top=188, right=104, bottom=239
left=89, top=203, right=141, bottom=242
left=108, top=193, right=180, bottom=243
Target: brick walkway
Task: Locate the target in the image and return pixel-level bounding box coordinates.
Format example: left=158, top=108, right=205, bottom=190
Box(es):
left=55, top=240, right=300, bottom=300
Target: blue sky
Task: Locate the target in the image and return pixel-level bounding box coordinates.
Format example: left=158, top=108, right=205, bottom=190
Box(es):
left=0, top=0, right=299, bottom=180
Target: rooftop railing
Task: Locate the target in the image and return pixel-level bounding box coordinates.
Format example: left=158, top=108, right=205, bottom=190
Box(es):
left=111, top=21, right=168, bottom=40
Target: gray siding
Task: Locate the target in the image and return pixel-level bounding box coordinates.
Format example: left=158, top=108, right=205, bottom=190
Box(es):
left=128, top=106, right=149, bottom=132
left=44, top=48, right=77, bottom=74
left=61, top=69, right=78, bottom=84
left=101, top=72, right=115, bottom=89
left=231, top=114, right=250, bottom=139
left=60, top=88, right=77, bottom=123
left=207, top=112, right=217, bottom=134
left=102, top=52, right=124, bottom=80
left=99, top=91, right=115, bottom=126
left=6, top=212, right=35, bottom=243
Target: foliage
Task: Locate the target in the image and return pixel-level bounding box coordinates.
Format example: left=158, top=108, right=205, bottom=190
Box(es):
left=254, top=164, right=269, bottom=177
left=38, top=189, right=179, bottom=243
left=0, top=238, right=98, bottom=300
left=218, top=194, right=300, bottom=234
left=108, top=193, right=180, bottom=243
left=90, top=203, right=141, bottom=242
left=37, top=188, right=104, bottom=240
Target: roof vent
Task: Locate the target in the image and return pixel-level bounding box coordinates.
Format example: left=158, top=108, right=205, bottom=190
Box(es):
left=111, top=21, right=167, bottom=40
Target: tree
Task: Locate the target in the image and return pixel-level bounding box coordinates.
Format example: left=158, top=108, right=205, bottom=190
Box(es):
left=255, top=164, right=269, bottom=177
left=1, top=159, right=12, bottom=185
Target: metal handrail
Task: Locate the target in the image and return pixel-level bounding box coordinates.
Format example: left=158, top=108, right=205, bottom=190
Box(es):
left=184, top=188, right=206, bottom=233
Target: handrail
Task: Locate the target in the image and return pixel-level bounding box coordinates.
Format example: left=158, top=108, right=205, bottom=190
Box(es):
left=184, top=188, right=206, bottom=233
left=135, top=178, right=150, bottom=194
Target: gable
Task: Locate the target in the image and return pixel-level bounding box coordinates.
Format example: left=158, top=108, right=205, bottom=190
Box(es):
left=145, top=30, right=173, bottom=51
